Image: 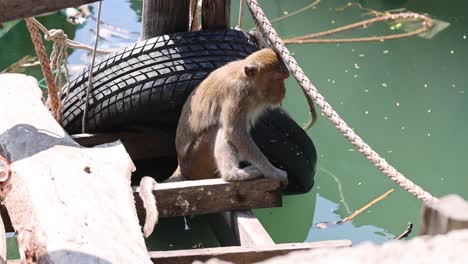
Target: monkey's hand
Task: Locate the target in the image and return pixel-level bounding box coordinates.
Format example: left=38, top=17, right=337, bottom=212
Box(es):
left=139, top=176, right=159, bottom=238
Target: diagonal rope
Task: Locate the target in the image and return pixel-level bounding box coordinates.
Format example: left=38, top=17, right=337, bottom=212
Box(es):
left=82, top=1, right=103, bottom=133
left=25, top=18, right=62, bottom=122
left=246, top=0, right=437, bottom=203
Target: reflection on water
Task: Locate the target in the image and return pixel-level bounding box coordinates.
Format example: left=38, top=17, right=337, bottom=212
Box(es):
left=1, top=0, right=467, bottom=249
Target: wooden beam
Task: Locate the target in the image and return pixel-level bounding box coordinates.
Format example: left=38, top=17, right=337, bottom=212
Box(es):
left=202, top=0, right=231, bottom=30
left=420, top=195, right=468, bottom=235
left=209, top=210, right=274, bottom=247
left=1, top=178, right=281, bottom=232
left=134, top=178, right=282, bottom=219
left=231, top=210, right=275, bottom=246
left=0, top=0, right=99, bottom=23
left=141, top=0, right=190, bottom=39
left=149, top=240, right=352, bottom=264
left=72, top=130, right=176, bottom=160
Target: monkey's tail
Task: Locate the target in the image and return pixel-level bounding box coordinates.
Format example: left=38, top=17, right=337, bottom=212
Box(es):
left=301, top=88, right=318, bottom=131
left=139, top=176, right=159, bottom=238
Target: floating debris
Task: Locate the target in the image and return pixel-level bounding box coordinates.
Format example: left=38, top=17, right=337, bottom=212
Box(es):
left=396, top=102, right=400, bottom=107
left=424, top=83, right=428, bottom=88
left=382, top=83, right=388, bottom=87
left=427, top=109, right=431, bottom=113
left=354, top=63, right=360, bottom=69
left=315, top=189, right=394, bottom=229
left=383, top=50, right=389, bottom=54
left=450, top=50, right=455, bottom=54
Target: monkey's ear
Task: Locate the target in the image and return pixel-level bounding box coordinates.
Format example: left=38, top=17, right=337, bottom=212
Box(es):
left=244, top=64, right=258, bottom=77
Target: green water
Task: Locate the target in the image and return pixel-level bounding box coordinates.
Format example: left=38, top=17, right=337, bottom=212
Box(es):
left=1, top=0, right=467, bottom=251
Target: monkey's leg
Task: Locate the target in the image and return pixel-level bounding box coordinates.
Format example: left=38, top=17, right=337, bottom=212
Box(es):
left=214, top=129, right=263, bottom=181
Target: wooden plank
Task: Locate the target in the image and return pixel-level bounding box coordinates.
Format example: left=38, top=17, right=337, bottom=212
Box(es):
left=0, top=73, right=151, bottom=263
left=141, top=0, right=190, bottom=39
left=1, top=178, right=282, bottom=232
left=0, top=0, right=98, bottom=22
left=232, top=210, right=275, bottom=246
left=134, top=178, right=282, bottom=219
left=420, top=195, right=468, bottom=235
left=72, top=130, right=176, bottom=160
left=209, top=210, right=274, bottom=247
left=149, top=240, right=352, bottom=264
left=202, top=0, right=231, bottom=30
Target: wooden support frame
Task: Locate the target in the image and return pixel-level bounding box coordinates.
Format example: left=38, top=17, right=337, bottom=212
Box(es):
left=420, top=195, right=468, bottom=235
left=141, top=0, right=190, bottom=39
left=202, top=0, right=231, bottom=30
left=0, top=0, right=99, bottom=22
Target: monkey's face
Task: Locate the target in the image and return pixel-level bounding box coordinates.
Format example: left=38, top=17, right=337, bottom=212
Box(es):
left=264, top=70, right=289, bottom=105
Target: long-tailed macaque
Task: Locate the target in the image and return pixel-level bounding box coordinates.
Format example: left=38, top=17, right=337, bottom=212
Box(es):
left=140, top=48, right=290, bottom=237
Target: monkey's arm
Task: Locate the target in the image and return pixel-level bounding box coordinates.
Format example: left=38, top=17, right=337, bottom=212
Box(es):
left=222, top=105, right=287, bottom=184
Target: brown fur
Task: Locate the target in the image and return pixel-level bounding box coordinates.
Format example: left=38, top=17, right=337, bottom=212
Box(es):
left=171, top=48, right=289, bottom=184
left=139, top=48, right=290, bottom=238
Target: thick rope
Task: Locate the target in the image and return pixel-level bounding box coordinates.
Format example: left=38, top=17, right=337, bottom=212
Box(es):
left=25, top=18, right=61, bottom=121
left=246, top=0, right=437, bottom=203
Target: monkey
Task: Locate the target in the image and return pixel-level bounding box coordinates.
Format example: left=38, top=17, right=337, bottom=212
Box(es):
left=139, top=48, right=290, bottom=237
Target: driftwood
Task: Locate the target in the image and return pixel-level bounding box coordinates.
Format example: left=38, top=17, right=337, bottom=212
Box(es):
left=0, top=74, right=151, bottom=263
left=420, top=194, right=468, bottom=235
left=0, top=0, right=99, bottom=22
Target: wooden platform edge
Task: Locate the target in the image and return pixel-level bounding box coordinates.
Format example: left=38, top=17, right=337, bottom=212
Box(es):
left=134, top=178, right=282, bottom=219
left=0, top=0, right=99, bottom=23
left=208, top=210, right=275, bottom=247
left=148, top=240, right=352, bottom=264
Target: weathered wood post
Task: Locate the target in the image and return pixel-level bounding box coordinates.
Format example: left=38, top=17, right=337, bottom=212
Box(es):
left=141, top=0, right=190, bottom=39
left=0, top=73, right=152, bottom=263
left=420, top=195, right=468, bottom=235
left=202, top=0, right=231, bottom=29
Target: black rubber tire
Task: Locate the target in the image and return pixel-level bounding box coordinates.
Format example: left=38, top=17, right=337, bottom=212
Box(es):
left=62, top=29, right=259, bottom=133
left=61, top=29, right=316, bottom=194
